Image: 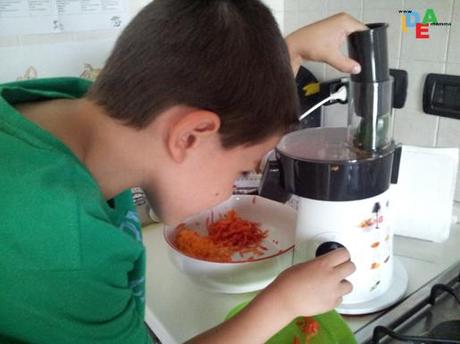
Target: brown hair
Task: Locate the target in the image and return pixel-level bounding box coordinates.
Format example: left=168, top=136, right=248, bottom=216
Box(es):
left=87, top=0, right=298, bottom=148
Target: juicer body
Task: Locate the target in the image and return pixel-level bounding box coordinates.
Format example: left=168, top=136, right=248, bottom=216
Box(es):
left=266, top=125, right=401, bottom=305
left=295, top=190, right=393, bottom=304
left=272, top=126, right=400, bottom=305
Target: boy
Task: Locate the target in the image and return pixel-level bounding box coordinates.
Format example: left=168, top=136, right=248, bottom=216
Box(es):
left=0, top=0, right=364, bottom=343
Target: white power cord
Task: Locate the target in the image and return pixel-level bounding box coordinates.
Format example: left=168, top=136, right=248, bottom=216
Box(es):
left=298, top=85, right=348, bottom=122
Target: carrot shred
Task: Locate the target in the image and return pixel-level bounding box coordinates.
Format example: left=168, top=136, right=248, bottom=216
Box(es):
left=294, top=316, right=320, bottom=344
left=303, top=317, right=320, bottom=336
left=174, top=209, right=269, bottom=262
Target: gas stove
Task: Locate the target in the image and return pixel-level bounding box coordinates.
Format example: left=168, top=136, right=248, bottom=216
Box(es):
left=355, top=259, right=460, bottom=343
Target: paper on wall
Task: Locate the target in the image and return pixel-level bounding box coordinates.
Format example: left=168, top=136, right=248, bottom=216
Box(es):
left=392, top=145, right=459, bottom=242
left=0, top=0, right=129, bottom=35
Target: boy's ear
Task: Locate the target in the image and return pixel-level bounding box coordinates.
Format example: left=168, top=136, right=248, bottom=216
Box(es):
left=167, top=110, right=221, bottom=163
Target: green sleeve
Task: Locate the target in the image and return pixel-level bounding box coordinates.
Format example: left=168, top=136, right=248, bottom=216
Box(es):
left=0, top=268, right=151, bottom=344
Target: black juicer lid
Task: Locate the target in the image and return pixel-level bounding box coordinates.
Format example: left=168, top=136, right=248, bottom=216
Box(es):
left=275, top=128, right=399, bottom=201
left=277, top=127, right=392, bottom=163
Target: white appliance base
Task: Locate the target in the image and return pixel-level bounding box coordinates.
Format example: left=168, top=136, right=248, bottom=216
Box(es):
left=336, top=258, right=408, bottom=315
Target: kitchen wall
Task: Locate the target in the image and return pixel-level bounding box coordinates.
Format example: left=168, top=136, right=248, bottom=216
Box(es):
left=0, top=0, right=150, bottom=82
left=1, top=0, right=459, bottom=201
left=0, top=0, right=279, bottom=82
left=278, top=0, right=460, bottom=202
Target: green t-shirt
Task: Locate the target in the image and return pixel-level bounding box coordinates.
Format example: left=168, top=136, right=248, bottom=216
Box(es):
left=0, top=78, right=150, bottom=344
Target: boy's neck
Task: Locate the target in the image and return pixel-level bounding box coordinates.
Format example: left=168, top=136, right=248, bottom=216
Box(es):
left=17, top=98, right=149, bottom=200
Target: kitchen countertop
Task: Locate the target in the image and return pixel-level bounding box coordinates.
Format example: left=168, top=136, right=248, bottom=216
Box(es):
left=142, top=203, right=460, bottom=344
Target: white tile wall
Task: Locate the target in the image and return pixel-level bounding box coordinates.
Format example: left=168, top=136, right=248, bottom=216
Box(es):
left=398, top=59, right=444, bottom=112
left=264, top=0, right=284, bottom=12
left=363, top=0, right=403, bottom=10
left=393, top=108, right=439, bottom=146
left=323, top=103, right=348, bottom=127
left=282, top=0, right=460, bottom=201
left=0, top=36, right=20, bottom=47
left=447, top=0, right=460, bottom=63
left=261, top=0, right=284, bottom=30
left=400, top=0, right=453, bottom=62
left=440, top=62, right=460, bottom=201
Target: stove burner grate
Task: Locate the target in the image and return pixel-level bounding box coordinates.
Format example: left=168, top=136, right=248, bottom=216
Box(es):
left=373, top=324, right=460, bottom=343
left=372, top=275, right=460, bottom=344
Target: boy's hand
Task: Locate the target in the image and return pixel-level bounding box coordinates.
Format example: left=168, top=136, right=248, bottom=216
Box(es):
left=187, top=248, right=355, bottom=344
left=262, top=248, right=355, bottom=318
left=285, top=12, right=367, bottom=75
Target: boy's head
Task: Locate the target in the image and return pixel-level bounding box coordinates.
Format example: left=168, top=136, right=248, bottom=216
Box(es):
left=87, top=0, right=298, bottom=223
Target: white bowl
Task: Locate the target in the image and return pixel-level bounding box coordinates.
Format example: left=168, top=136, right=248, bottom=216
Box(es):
left=164, top=195, right=296, bottom=293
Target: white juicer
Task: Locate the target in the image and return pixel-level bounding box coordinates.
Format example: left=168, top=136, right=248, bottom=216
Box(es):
left=260, top=23, right=408, bottom=314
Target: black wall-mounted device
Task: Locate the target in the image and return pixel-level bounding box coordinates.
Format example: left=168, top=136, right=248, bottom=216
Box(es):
left=423, top=73, right=460, bottom=120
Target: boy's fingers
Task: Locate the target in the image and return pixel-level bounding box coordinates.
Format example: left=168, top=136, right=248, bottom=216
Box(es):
left=343, top=16, right=368, bottom=34
left=324, top=51, right=361, bottom=74
left=320, top=247, right=351, bottom=266
left=334, top=260, right=356, bottom=279
left=335, top=296, right=344, bottom=307
left=339, top=279, right=354, bottom=296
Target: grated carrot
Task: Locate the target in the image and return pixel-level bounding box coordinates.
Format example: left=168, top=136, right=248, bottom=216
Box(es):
left=294, top=316, right=320, bottom=344
left=174, top=209, right=268, bottom=262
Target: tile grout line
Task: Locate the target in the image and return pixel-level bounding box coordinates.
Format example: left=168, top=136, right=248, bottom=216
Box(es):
left=433, top=60, right=449, bottom=147
left=397, top=0, right=404, bottom=68
left=398, top=0, right=405, bottom=66
left=444, top=0, right=456, bottom=64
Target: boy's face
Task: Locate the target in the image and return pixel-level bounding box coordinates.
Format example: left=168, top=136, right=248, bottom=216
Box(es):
left=146, top=134, right=280, bottom=226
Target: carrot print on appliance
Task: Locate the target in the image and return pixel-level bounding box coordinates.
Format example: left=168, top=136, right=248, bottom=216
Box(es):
left=359, top=218, right=374, bottom=228
left=371, top=262, right=380, bottom=269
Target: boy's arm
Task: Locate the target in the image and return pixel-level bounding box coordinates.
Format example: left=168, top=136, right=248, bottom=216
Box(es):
left=285, top=13, right=367, bottom=76
left=186, top=248, right=355, bottom=343
left=186, top=290, right=291, bottom=344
